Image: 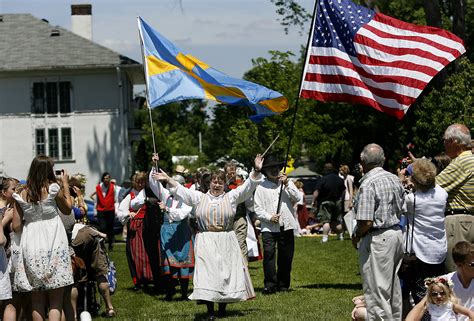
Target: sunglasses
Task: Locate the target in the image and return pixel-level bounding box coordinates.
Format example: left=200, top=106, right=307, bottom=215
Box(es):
left=467, top=262, right=474, bottom=267
left=430, top=291, right=446, bottom=297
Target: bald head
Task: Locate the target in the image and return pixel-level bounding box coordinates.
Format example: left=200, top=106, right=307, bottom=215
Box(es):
left=360, top=143, right=385, bottom=171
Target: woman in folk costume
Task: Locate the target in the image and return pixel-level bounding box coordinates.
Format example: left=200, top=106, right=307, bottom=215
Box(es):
left=134, top=159, right=194, bottom=301
left=91, top=173, right=116, bottom=251
left=152, top=154, right=264, bottom=320
left=117, top=172, right=154, bottom=291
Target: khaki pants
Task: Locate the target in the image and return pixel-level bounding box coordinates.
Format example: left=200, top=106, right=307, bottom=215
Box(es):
left=445, top=214, right=474, bottom=272
left=233, top=214, right=248, bottom=261
left=359, top=228, right=404, bottom=321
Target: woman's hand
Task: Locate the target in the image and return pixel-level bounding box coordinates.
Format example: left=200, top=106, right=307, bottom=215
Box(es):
left=3, top=207, right=14, bottom=225
left=254, top=154, right=264, bottom=172
left=59, top=169, right=69, bottom=186
left=152, top=169, right=170, bottom=183
left=157, top=201, right=167, bottom=212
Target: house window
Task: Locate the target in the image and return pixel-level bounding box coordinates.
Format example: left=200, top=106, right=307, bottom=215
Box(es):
left=61, top=128, right=72, bottom=160
left=32, top=81, right=71, bottom=114
left=35, top=127, right=73, bottom=160
left=35, top=129, right=46, bottom=155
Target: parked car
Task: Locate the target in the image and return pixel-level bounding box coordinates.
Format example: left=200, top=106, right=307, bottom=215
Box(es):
left=84, top=199, right=123, bottom=235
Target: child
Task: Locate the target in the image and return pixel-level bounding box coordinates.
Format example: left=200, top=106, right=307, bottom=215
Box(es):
left=406, top=276, right=474, bottom=321
left=0, top=177, right=14, bottom=313
left=0, top=203, right=13, bottom=304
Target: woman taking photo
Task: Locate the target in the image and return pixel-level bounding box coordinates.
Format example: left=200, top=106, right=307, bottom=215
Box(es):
left=153, top=154, right=263, bottom=320
left=402, top=159, right=448, bottom=310
left=11, top=155, right=73, bottom=321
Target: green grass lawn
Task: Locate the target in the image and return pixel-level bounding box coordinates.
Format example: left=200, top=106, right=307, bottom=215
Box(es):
left=98, top=235, right=362, bottom=320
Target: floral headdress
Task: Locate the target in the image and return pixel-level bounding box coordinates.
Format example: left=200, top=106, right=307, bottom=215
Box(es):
left=424, top=276, right=454, bottom=289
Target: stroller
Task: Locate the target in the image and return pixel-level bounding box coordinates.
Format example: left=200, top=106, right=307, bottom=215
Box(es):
left=72, top=227, right=116, bottom=317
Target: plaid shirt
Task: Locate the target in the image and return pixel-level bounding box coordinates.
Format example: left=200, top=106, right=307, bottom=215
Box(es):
left=354, top=167, right=404, bottom=228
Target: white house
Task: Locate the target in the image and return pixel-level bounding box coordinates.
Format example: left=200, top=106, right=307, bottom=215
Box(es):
left=0, top=5, right=144, bottom=194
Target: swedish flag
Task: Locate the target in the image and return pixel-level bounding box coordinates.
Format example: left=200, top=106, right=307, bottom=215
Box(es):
left=138, top=17, right=289, bottom=122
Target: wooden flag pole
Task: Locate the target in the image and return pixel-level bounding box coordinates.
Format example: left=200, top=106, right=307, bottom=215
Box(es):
left=275, top=1, right=319, bottom=215
left=137, top=17, right=158, bottom=170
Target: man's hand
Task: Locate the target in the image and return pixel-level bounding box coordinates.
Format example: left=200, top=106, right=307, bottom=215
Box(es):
left=278, top=173, right=288, bottom=186
left=270, top=213, right=280, bottom=223
left=254, top=154, right=264, bottom=172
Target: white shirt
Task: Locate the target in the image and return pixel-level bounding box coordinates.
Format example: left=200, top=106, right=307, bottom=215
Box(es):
left=404, top=185, right=448, bottom=264
left=99, top=182, right=120, bottom=203
left=343, top=174, right=354, bottom=201
left=254, top=179, right=301, bottom=233
left=443, top=271, right=473, bottom=321
left=129, top=172, right=192, bottom=222
left=116, top=189, right=142, bottom=224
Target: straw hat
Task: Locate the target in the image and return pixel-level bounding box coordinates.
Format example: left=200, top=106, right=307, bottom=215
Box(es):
left=175, top=165, right=189, bottom=174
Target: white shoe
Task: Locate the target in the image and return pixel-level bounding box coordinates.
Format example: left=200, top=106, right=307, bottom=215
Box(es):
left=338, top=233, right=344, bottom=241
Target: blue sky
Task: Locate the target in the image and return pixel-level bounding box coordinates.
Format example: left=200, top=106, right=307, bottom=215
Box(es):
left=1, top=0, right=314, bottom=78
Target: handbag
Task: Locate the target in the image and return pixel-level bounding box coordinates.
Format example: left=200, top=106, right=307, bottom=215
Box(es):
left=399, top=194, right=417, bottom=277
left=107, top=260, right=117, bottom=294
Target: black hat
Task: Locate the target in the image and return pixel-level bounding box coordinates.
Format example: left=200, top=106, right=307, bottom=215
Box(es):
left=262, top=155, right=285, bottom=169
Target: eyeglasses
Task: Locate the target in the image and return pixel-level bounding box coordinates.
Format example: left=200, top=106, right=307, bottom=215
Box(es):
left=467, top=262, right=474, bottom=267
left=430, top=291, right=446, bottom=297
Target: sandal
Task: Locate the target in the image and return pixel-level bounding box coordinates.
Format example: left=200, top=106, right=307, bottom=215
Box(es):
left=106, top=308, right=116, bottom=318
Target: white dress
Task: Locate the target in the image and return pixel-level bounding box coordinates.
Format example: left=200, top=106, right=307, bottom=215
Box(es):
left=0, top=245, right=12, bottom=300
left=169, top=174, right=262, bottom=303
left=12, top=183, right=73, bottom=291
left=427, top=302, right=457, bottom=321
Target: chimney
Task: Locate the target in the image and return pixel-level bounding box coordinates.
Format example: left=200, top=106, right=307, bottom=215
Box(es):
left=71, top=4, right=92, bottom=40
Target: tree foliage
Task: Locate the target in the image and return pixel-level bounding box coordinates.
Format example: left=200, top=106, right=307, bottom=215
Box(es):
left=134, top=0, right=472, bottom=173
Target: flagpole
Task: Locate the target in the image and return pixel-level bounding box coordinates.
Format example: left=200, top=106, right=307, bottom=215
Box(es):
left=275, top=0, right=319, bottom=215
left=137, top=17, right=158, bottom=169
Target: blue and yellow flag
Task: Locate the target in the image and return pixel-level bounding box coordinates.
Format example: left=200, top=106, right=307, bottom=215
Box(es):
left=137, top=17, right=288, bottom=122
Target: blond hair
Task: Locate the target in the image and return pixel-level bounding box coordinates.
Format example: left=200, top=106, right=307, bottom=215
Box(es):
left=411, top=159, right=436, bottom=192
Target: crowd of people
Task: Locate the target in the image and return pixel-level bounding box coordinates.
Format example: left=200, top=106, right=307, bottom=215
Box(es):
left=0, top=122, right=472, bottom=321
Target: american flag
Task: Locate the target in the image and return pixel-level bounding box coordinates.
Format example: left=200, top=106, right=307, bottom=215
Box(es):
left=300, top=0, right=466, bottom=119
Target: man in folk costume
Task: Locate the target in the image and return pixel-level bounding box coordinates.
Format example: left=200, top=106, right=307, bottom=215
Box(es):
left=254, top=155, right=301, bottom=294
left=92, top=172, right=117, bottom=251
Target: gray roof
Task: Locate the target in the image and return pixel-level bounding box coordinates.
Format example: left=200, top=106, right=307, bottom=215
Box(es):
left=0, top=14, right=139, bottom=71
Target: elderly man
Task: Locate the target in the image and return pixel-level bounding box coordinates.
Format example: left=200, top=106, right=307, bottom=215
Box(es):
left=351, top=144, right=405, bottom=320
left=436, top=123, right=474, bottom=271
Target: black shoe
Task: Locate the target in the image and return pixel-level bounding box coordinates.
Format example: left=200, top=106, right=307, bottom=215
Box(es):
left=262, top=287, right=276, bottom=295
left=277, top=287, right=289, bottom=292
left=133, top=285, right=141, bottom=291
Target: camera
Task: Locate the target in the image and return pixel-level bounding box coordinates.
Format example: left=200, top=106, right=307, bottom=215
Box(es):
left=69, top=186, right=77, bottom=198
left=55, top=169, right=64, bottom=176
left=400, top=158, right=409, bottom=170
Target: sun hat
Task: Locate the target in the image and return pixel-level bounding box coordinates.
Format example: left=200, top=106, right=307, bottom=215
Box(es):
left=175, top=165, right=189, bottom=174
